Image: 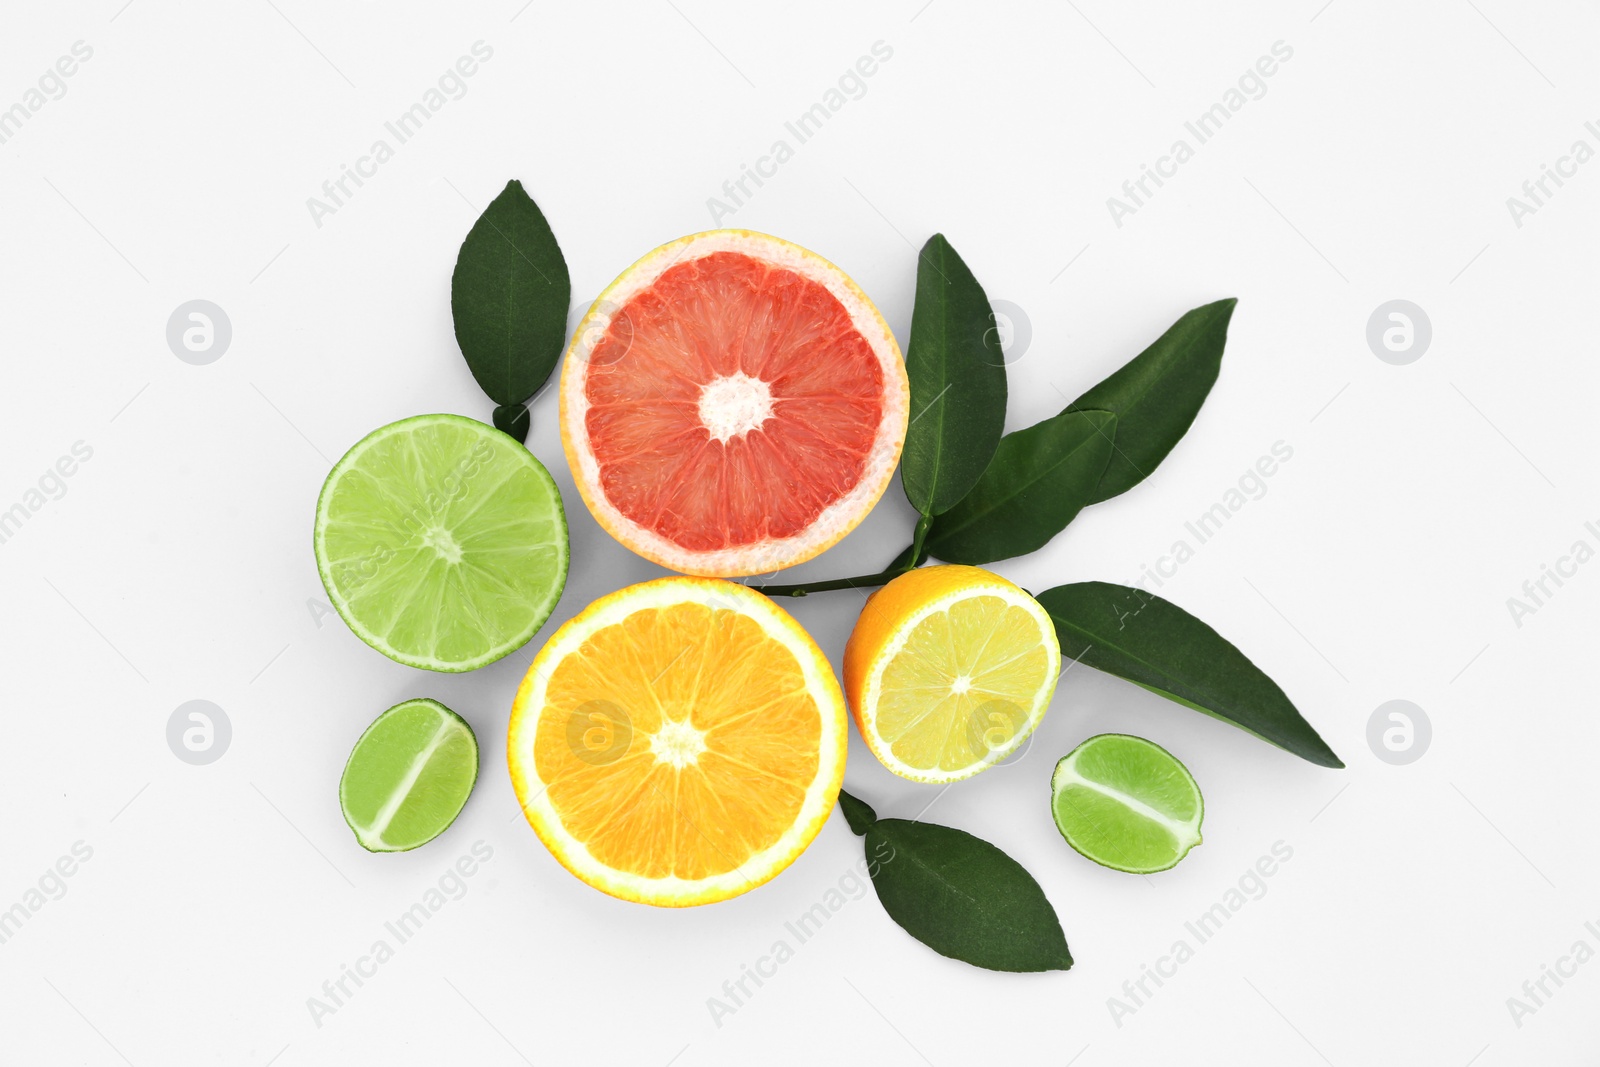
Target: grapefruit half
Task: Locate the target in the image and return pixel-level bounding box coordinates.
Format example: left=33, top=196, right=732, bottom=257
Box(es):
left=560, top=230, right=909, bottom=577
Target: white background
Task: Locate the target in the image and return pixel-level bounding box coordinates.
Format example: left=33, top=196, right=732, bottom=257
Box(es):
left=2, top=1, right=1596, bottom=1063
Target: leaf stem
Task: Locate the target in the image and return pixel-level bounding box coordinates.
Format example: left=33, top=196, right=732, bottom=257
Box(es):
left=909, top=512, right=932, bottom=563
left=756, top=511, right=938, bottom=598
left=756, top=531, right=929, bottom=598
left=756, top=563, right=908, bottom=598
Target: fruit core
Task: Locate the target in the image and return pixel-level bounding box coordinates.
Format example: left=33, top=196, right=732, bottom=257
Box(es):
left=422, top=525, right=463, bottom=564
left=650, top=717, right=709, bottom=769
left=698, top=372, right=774, bottom=443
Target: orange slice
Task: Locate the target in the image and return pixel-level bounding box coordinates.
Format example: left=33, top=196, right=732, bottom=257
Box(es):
left=559, top=230, right=909, bottom=577
left=507, top=577, right=847, bottom=906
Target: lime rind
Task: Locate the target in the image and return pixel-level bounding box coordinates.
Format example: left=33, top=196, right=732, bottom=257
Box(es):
left=313, top=413, right=570, bottom=672
left=340, top=698, right=480, bottom=853
left=1050, top=733, right=1204, bottom=875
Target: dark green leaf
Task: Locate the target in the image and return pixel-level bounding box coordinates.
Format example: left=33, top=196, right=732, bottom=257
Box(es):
left=926, top=409, right=1116, bottom=565
left=863, top=809, right=1072, bottom=973
left=1036, top=582, right=1343, bottom=768
left=450, top=180, right=571, bottom=413
left=838, top=788, right=877, bottom=835
left=900, top=234, right=1007, bottom=517
left=1068, top=298, right=1236, bottom=504
left=493, top=403, right=530, bottom=444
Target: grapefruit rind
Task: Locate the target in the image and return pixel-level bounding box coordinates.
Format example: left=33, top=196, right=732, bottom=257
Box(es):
left=559, top=230, right=909, bottom=577
left=507, top=576, right=848, bottom=907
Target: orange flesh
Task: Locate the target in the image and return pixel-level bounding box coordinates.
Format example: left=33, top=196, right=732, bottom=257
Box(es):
left=584, top=251, right=886, bottom=551
left=531, top=602, right=821, bottom=881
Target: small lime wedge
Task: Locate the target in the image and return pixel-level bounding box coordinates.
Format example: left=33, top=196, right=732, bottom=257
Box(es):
left=1050, top=733, right=1203, bottom=874
left=314, top=413, right=568, bottom=672
left=340, top=699, right=479, bottom=852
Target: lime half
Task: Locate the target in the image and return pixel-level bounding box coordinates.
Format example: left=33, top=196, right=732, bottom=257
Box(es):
left=1051, top=733, right=1203, bottom=874
left=314, top=414, right=568, bottom=672
left=340, top=698, right=478, bottom=852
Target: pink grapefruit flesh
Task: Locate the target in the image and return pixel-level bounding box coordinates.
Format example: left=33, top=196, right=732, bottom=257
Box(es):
left=560, top=231, right=908, bottom=577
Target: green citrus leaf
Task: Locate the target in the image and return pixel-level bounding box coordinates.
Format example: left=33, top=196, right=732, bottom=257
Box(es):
left=450, top=180, right=571, bottom=441
left=1035, top=582, right=1343, bottom=768
left=838, top=789, right=878, bottom=835
left=900, top=234, right=1007, bottom=516
left=840, top=789, right=1071, bottom=973
left=925, top=409, right=1116, bottom=565
left=1068, top=298, right=1236, bottom=504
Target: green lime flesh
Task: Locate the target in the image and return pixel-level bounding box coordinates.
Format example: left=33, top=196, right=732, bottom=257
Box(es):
left=314, top=413, right=569, bottom=672
left=340, top=699, right=479, bottom=852
left=1050, top=733, right=1204, bottom=874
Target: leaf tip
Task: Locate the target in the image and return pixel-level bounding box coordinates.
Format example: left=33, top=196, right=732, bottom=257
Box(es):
left=1302, top=732, right=1344, bottom=769
left=1036, top=939, right=1075, bottom=971
left=837, top=789, right=876, bottom=835
left=917, top=232, right=952, bottom=265
left=493, top=403, right=530, bottom=444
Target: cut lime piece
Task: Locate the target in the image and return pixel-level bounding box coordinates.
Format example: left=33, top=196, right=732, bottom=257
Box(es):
left=1050, top=733, right=1203, bottom=874
left=340, top=699, right=479, bottom=852
left=314, top=413, right=569, bottom=672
